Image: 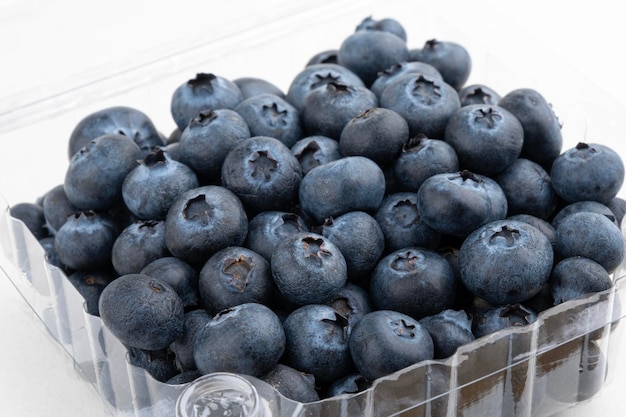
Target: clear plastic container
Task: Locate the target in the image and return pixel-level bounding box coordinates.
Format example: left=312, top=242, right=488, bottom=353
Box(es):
left=1, top=1, right=625, bottom=416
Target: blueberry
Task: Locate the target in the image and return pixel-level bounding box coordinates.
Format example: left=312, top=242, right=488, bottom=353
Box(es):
left=258, top=364, right=320, bottom=403
left=111, top=220, right=169, bottom=276
left=374, top=192, right=441, bottom=252
left=244, top=210, right=309, bottom=261
left=39, top=236, right=71, bottom=273
left=472, top=303, right=538, bottom=338
left=550, top=142, right=625, bottom=204
left=66, top=269, right=116, bottom=316
left=177, top=109, right=251, bottom=184
left=507, top=214, right=556, bottom=247
left=348, top=310, right=434, bottom=381
left=10, top=202, right=48, bottom=240
left=325, top=282, right=373, bottom=328
left=99, top=273, right=184, bottom=350
left=444, top=104, right=524, bottom=175
left=370, top=61, right=443, bottom=100
left=54, top=210, right=118, bottom=271
left=198, top=246, right=275, bottom=315
left=170, top=309, right=211, bottom=371
left=301, top=81, right=378, bottom=139
left=41, top=184, right=78, bottom=235
left=497, top=88, right=563, bottom=169
left=416, top=170, right=508, bottom=237
left=232, top=76, right=285, bottom=100
left=339, top=107, right=409, bottom=167
left=193, top=303, right=285, bottom=377
left=419, top=309, right=475, bottom=359
left=164, top=185, right=248, bottom=267
left=494, top=158, right=558, bottom=219
left=140, top=256, right=199, bottom=309
left=459, top=219, right=554, bottom=305
left=370, top=247, right=457, bottom=319
left=67, top=106, right=163, bottom=159
left=64, top=133, right=142, bottom=211
left=221, top=136, right=302, bottom=213
left=380, top=73, right=461, bottom=138
left=392, top=135, right=459, bottom=192
left=554, top=211, right=625, bottom=273
left=608, top=196, right=626, bottom=226
left=313, top=211, right=385, bottom=280
left=355, top=16, right=407, bottom=41
left=122, top=149, right=199, bottom=220
left=271, top=232, right=347, bottom=306
left=286, top=63, right=364, bottom=111
left=170, top=72, right=244, bottom=131
left=458, top=83, right=501, bottom=106
left=234, top=93, right=303, bottom=147
left=127, top=346, right=179, bottom=383
left=550, top=257, right=613, bottom=305
left=410, top=39, right=472, bottom=91
left=551, top=200, right=618, bottom=230
left=298, top=156, right=386, bottom=224
left=305, top=49, right=339, bottom=66
left=282, top=304, right=354, bottom=383
left=290, top=135, right=342, bottom=175
left=338, top=30, right=410, bottom=86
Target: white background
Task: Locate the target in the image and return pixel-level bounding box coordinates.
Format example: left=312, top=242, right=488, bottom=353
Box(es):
left=1, top=0, right=626, bottom=416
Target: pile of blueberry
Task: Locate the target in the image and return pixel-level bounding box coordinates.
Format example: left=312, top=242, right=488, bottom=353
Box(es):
left=10, top=15, right=626, bottom=403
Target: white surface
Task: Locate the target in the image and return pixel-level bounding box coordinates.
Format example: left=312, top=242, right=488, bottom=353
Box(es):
left=1, top=1, right=626, bottom=416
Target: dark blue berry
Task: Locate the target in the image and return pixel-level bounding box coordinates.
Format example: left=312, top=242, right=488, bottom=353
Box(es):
left=416, top=170, right=508, bottom=237
left=170, top=73, right=244, bottom=131
left=64, top=133, right=142, bottom=211
left=554, top=211, right=625, bottom=273
left=283, top=304, right=354, bottom=383
left=290, top=135, right=342, bottom=175
left=140, top=256, right=199, bottom=309
left=298, top=156, right=386, bottom=224
left=419, top=309, right=475, bottom=359
left=244, top=210, right=309, bottom=261
left=459, top=219, right=554, bottom=305
left=234, top=93, right=303, bottom=148
left=550, top=256, right=613, bottom=305
left=198, top=246, right=275, bottom=315
left=380, top=73, right=461, bottom=138
left=370, top=247, right=457, bottom=319
left=99, top=273, right=184, bottom=350
left=550, top=142, right=624, bottom=204
left=374, top=192, right=441, bottom=252
left=339, top=107, right=409, bottom=167
left=193, top=303, right=285, bottom=377
left=498, top=88, right=562, bottom=170
left=111, top=220, right=169, bottom=276
left=444, top=104, right=523, bottom=175
left=472, top=303, right=537, bottom=338
left=338, top=30, right=410, bottom=86
left=313, top=211, right=385, bottom=280
left=177, top=109, right=251, bottom=184
left=348, top=310, right=434, bottom=381
left=164, top=185, right=248, bottom=267
left=271, top=232, right=347, bottom=306
left=221, top=136, right=302, bottom=213
left=67, top=106, right=163, bottom=159
left=122, top=149, right=199, bottom=220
